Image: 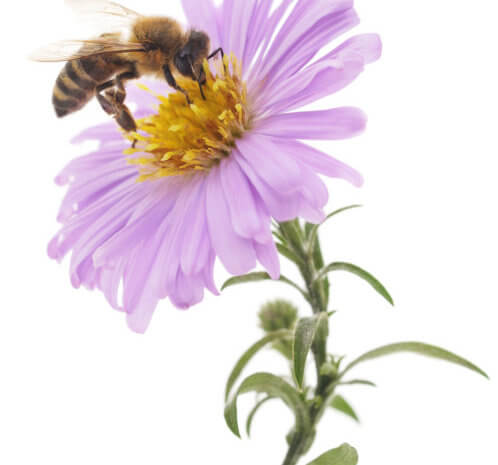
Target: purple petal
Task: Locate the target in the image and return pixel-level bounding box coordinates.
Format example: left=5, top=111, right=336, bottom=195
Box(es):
left=202, top=251, right=219, bottom=296
left=223, top=0, right=258, bottom=63
left=261, top=34, right=382, bottom=115
left=124, top=245, right=160, bottom=333
left=236, top=134, right=301, bottom=193
left=235, top=151, right=326, bottom=225
left=206, top=166, right=257, bottom=275
left=256, top=1, right=357, bottom=86
left=241, top=0, right=274, bottom=68
left=322, top=33, right=383, bottom=65
left=169, top=272, right=205, bottom=310
left=269, top=138, right=363, bottom=187
left=153, top=181, right=201, bottom=299
left=69, top=188, right=149, bottom=286
left=97, top=258, right=125, bottom=311
left=93, top=184, right=178, bottom=268
left=297, top=200, right=326, bottom=224
left=180, top=179, right=211, bottom=276
left=257, top=57, right=364, bottom=116
left=220, top=157, right=263, bottom=239
left=254, top=240, right=280, bottom=280
left=122, top=223, right=166, bottom=322
left=255, top=107, right=367, bottom=140
left=248, top=0, right=294, bottom=79
left=297, top=164, right=329, bottom=210
left=236, top=153, right=302, bottom=222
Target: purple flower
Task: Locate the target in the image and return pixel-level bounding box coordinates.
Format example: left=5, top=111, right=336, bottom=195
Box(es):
left=49, top=0, right=381, bottom=332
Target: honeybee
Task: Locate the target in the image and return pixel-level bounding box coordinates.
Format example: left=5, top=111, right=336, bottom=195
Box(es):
left=31, top=0, right=224, bottom=134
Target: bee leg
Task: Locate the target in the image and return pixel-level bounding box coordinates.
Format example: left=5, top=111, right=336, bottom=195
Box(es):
left=115, top=104, right=137, bottom=133
left=163, top=65, right=192, bottom=105
left=113, top=68, right=140, bottom=103
left=96, top=71, right=139, bottom=144
left=95, top=67, right=138, bottom=113
left=198, top=80, right=206, bottom=100
left=208, top=48, right=225, bottom=61
left=208, top=48, right=226, bottom=73
left=96, top=80, right=120, bottom=115
left=113, top=70, right=141, bottom=146
left=96, top=91, right=117, bottom=116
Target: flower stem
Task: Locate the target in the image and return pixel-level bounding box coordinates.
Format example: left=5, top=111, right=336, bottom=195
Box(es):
left=278, top=222, right=335, bottom=465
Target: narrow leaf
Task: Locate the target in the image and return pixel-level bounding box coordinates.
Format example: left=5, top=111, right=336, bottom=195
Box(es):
left=225, top=329, right=292, bottom=401
left=330, top=395, right=359, bottom=422
left=293, top=314, right=328, bottom=389
left=308, top=205, right=360, bottom=306
left=221, top=272, right=272, bottom=290
left=312, top=313, right=330, bottom=371
left=273, top=230, right=286, bottom=243
left=246, top=396, right=274, bottom=437
left=316, top=262, right=394, bottom=306
left=311, top=230, right=329, bottom=308
left=277, top=243, right=305, bottom=266
left=306, top=443, right=359, bottom=465
left=221, top=272, right=308, bottom=300
left=224, top=373, right=311, bottom=438
left=304, top=222, right=315, bottom=238
left=279, top=221, right=306, bottom=257
left=308, top=205, right=363, bottom=253
left=338, top=379, right=377, bottom=388
left=342, top=342, right=489, bottom=379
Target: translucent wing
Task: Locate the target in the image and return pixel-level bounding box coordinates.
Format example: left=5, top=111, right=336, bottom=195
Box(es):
left=30, top=39, right=146, bottom=63
left=65, top=0, right=142, bottom=20
left=64, top=0, right=142, bottom=34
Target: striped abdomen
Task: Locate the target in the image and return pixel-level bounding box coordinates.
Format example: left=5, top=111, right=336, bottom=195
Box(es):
left=53, top=56, right=123, bottom=118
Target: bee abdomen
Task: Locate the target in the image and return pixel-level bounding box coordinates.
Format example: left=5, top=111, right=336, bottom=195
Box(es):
left=53, top=60, right=98, bottom=118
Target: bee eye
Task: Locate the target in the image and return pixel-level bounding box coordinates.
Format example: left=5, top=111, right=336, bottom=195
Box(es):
left=174, top=54, right=194, bottom=77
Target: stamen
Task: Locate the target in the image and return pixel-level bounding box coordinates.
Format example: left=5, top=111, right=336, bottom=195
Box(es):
left=124, top=54, right=251, bottom=181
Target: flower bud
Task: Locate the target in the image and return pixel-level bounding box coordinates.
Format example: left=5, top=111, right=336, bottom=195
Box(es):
left=259, top=300, right=298, bottom=332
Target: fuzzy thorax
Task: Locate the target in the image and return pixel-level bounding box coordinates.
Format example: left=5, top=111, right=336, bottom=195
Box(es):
left=125, top=55, right=250, bottom=181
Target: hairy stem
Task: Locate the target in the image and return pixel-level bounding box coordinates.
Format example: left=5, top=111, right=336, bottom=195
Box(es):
left=278, top=223, right=333, bottom=465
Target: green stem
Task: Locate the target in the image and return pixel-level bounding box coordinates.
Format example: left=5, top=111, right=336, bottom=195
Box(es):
left=278, top=222, right=334, bottom=465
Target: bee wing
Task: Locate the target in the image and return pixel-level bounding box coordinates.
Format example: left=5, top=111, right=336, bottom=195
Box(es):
left=65, top=0, right=142, bottom=21
left=30, top=39, right=146, bottom=63
left=64, top=0, right=142, bottom=35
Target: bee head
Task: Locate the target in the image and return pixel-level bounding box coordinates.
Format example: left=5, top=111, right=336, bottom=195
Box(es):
left=174, top=30, right=210, bottom=83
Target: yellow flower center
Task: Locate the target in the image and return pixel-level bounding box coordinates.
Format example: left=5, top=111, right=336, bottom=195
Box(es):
left=124, top=54, right=251, bottom=181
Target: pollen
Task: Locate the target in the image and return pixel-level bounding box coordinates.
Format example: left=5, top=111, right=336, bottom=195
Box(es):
left=124, top=54, right=251, bottom=181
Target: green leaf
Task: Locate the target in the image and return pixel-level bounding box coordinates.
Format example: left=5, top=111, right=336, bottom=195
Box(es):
left=311, top=230, right=329, bottom=308
left=225, top=329, right=292, bottom=401
left=246, top=396, right=274, bottom=437
left=277, top=243, right=305, bottom=267
left=224, top=373, right=311, bottom=438
left=306, top=443, right=359, bottom=465
left=338, top=379, right=377, bottom=388
left=272, top=230, right=286, bottom=243
left=221, top=272, right=273, bottom=290
left=304, top=222, right=315, bottom=238
left=306, top=206, right=362, bottom=309
left=293, top=314, right=328, bottom=389
left=221, top=272, right=308, bottom=300
left=308, top=205, right=363, bottom=253
left=312, top=313, right=330, bottom=371
left=316, top=262, right=394, bottom=306
left=341, top=342, right=489, bottom=379
left=330, top=395, right=359, bottom=422
left=279, top=221, right=306, bottom=257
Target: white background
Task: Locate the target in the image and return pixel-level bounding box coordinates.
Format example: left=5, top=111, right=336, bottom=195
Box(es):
left=1, top=1, right=497, bottom=464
